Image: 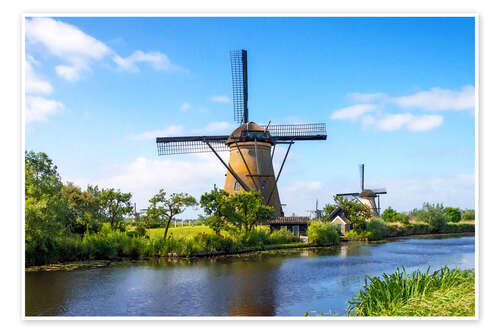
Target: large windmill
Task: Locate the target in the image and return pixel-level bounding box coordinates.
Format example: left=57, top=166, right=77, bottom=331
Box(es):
left=336, top=164, right=387, bottom=216
left=156, top=50, right=327, bottom=217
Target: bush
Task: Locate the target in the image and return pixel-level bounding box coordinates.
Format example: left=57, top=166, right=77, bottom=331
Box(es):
left=444, top=207, right=462, bottom=223
left=418, top=203, right=448, bottom=232
left=136, top=225, right=147, bottom=237
left=269, top=228, right=299, bottom=244
left=367, top=218, right=388, bottom=240
left=382, top=207, right=398, bottom=222
left=307, top=222, right=340, bottom=245
left=462, top=209, right=475, bottom=221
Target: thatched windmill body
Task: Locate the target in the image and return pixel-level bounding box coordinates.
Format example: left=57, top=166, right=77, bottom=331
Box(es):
left=336, top=164, right=387, bottom=216
left=156, top=50, right=327, bottom=216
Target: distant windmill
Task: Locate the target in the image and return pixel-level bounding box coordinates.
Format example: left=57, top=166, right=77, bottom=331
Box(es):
left=155, top=50, right=327, bottom=216
left=336, top=164, right=387, bottom=216
left=307, top=199, right=322, bottom=219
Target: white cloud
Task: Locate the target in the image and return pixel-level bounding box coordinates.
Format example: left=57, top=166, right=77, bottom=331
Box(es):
left=210, top=95, right=230, bottom=103
left=26, top=18, right=185, bottom=82
left=25, top=58, right=53, bottom=94
left=180, top=102, right=191, bottom=111
left=72, top=154, right=229, bottom=214
left=132, top=125, right=184, bottom=140
left=113, top=50, right=183, bottom=72
left=26, top=96, right=64, bottom=124
left=330, top=104, right=376, bottom=120
left=26, top=18, right=111, bottom=81
left=348, top=92, right=389, bottom=103
left=406, top=115, right=444, bottom=131
left=392, top=86, right=475, bottom=111
left=366, top=113, right=443, bottom=131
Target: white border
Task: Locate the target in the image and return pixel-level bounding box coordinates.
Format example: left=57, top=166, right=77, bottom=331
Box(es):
left=20, top=13, right=479, bottom=321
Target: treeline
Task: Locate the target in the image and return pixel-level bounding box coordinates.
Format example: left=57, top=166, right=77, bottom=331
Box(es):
left=25, top=151, right=297, bottom=266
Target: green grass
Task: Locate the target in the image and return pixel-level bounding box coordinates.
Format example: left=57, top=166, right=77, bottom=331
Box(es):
left=146, top=225, right=214, bottom=240
left=346, top=266, right=475, bottom=317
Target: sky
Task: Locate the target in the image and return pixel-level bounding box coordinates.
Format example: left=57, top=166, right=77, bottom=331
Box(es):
left=24, top=16, right=475, bottom=218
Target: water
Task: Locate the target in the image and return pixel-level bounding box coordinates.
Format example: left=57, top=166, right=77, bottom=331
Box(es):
left=25, top=234, right=475, bottom=316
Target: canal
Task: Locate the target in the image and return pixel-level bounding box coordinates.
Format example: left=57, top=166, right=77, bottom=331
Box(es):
left=25, top=234, right=475, bottom=317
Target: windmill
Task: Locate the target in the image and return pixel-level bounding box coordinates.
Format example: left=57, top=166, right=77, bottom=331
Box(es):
left=156, top=50, right=327, bottom=217
left=336, top=164, right=387, bottom=216
left=307, top=199, right=322, bottom=219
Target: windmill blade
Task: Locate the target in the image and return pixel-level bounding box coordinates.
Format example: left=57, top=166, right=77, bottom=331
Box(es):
left=372, top=188, right=387, bottom=194
left=264, top=123, right=327, bottom=141
left=156, top=135, right=229, bottom=155
left=359, top=163, right=365, bottom=191
left=230, top=50, right=248, bottom=124
left=336, top=192, right=361, bottom=197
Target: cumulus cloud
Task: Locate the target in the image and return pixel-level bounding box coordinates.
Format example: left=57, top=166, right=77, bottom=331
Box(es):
left=72, top=154, right=228, bottom=213
left=202, top=121, right=232, bottom=133
left=25, top=57, right=53, bottom=94
left=26, top=96, right=64, bottom=124
left=210, top=95, right=230, bottom=103
left=132, top=125, right=184, bottom=140
left=26, top=17, right=111, bottom=81
left=330, top=104, right=377, bottom=120
left=363, top=113, right=443, bottom=131
left=113, top=50, right=184, bottom=72
left=393, top=86, right=475, bottom=111
left=25, top=17, right=184, bottom=82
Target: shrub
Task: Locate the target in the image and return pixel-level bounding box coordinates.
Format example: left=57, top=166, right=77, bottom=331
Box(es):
left=462, top=209, right=475, bottom=221
left=269, top=229, right=299, bottom=244
left=419, top=203, right=448, bottom=232
left=307, top=222, right=340, bottom=245
left=367, top=218, right=388, bottom=240
left=382, top=207, right=398, bottom=222
left=444, top=207, right=462, bottom=223
left=136, top=225, right=147, bottom=237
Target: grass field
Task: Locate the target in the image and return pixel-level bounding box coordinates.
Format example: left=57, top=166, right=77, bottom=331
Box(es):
left=146, top=225, right=214, bottom=240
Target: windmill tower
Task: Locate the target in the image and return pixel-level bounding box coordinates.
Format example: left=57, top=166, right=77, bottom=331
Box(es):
left=156, top=50, right=327, bottom=217
left=307, top=199, right=322, bottom=219
left=336, top=164, right=387, bottom=216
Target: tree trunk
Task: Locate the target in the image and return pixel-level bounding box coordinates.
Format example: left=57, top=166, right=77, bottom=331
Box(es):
left=163, top=217, right=172, bottom=239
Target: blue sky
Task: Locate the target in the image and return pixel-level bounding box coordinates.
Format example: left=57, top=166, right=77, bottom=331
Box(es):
left=25, top=16, right=475, bottom=217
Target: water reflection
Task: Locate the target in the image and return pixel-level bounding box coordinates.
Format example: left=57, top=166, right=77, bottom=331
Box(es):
left=25, top=235, right=475, bottom=316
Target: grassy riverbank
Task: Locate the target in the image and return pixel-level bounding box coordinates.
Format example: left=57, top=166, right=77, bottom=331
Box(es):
left=346, top=266, right=475, bottom=317
left=344, top=220, right=475, bottom=241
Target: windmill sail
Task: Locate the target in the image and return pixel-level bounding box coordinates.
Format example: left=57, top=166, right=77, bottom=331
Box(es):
left=264, top=123, right=327, bottom=141
left=156, top=136, right=229, bottom=155
left=230, top=50, right=248, bottom=124
left=359, top=163, right=365, bottom=191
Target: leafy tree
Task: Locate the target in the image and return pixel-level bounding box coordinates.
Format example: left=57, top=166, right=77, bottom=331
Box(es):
left=397, top=213, right=410, bottom=225
left=226, top=191, right=275, bottom=233
left=61, top=183, right=103, bottom=236
left=100, top=188, right=133, bottom=230
left=419, top=203, right=448, bottom=231
left=200, top=186, right=233, bottom=235
left=381, top=206, right=398, bottom=222
left=25, top=151, right=68, bottom=241
left=324, top=196, right=372, bottom=230
left=462, top=209, right=475, bottom=221
left=444, top=207, right=462, bottom=223
left=147, top=189, right=197, bottom=239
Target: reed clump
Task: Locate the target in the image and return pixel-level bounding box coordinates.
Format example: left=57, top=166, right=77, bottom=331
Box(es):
left=346, top=266, right=475, bottom=317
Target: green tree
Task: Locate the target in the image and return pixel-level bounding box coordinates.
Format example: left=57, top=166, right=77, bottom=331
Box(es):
left=324, top=196, right=372, bottom=230
left=226, top=191, right=274, bottom=233
left=100, top=188, right=133, bottom=230
left=444, top=207, right=462, bottom=223
left=147, top=189, right=197, bottom=239
left=462, top=209, right=475, bottom=221
left=381, top=206, right=398, bottom=222
left=25, top=151, right=68, bottom=241
left=199, top=185, right=231, bottom=235
left=419, top=203, right=448, bottom=231
left=61, top=183, right=103, bottom=236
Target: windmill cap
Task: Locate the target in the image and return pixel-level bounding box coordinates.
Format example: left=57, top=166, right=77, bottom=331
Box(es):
left=226, top=122, right=271, bottom=145
left=360, top=189, right=376, bottom=197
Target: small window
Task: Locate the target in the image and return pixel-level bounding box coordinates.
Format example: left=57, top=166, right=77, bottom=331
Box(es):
left=260, top=181, right=267, bottom=191
left=234, top=182, right=240, bottom=191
